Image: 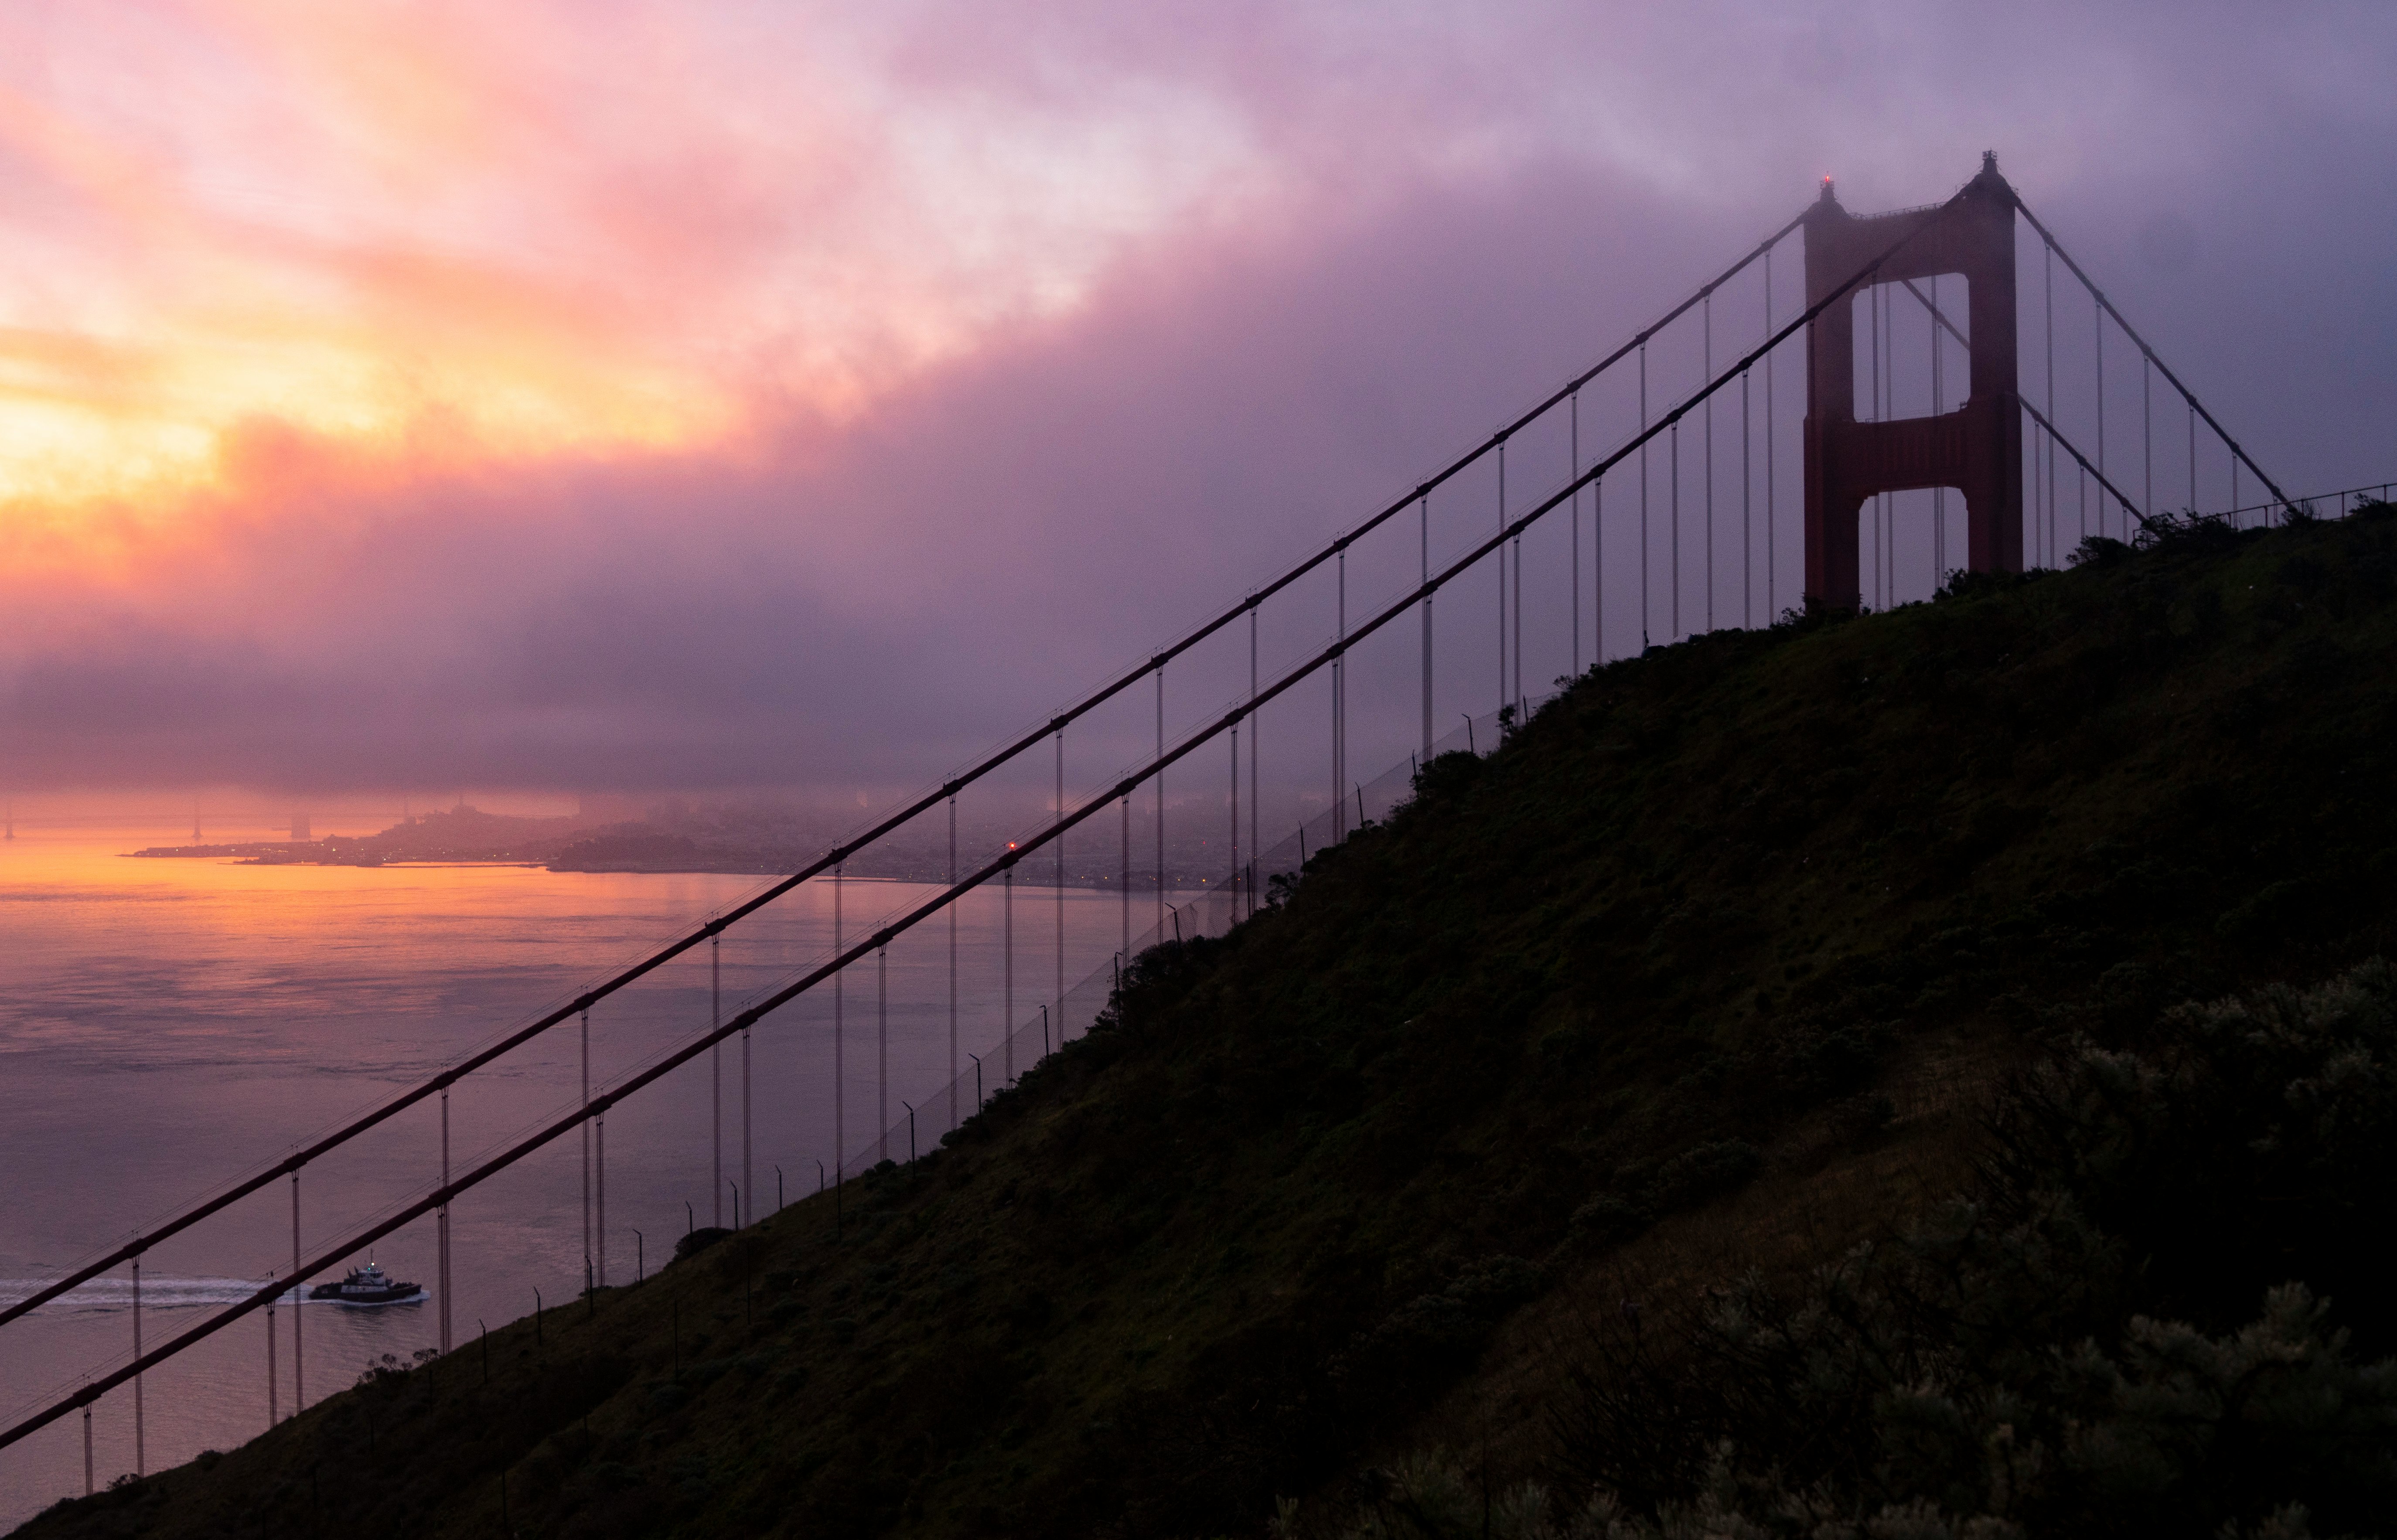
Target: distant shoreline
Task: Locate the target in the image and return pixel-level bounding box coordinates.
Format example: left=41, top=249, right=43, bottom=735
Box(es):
left=122, top=847, right=1222, bottom=890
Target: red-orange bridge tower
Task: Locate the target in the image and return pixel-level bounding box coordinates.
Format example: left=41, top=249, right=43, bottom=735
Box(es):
left=1803, top=153, right=2022, bottom=608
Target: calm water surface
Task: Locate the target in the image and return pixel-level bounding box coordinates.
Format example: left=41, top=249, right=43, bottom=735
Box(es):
left=0, top=821, right=1170, bottom=1529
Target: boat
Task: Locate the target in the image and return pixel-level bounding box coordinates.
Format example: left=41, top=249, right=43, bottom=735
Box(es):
left=307, top=1260, right=426, bottom=1306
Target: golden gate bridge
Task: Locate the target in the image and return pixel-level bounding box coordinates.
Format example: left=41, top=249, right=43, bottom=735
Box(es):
left=4, top=154, right=2386, bottom=1493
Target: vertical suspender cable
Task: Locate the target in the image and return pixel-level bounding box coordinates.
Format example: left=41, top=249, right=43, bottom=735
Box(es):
left=1054, top=728, right=1064, bottom=1041
left=1496, top=443, right=1507, bottom=715
left=132, top=1256, right=143, bottom=1475
left=1595, top=472, right=1606, bottom=662
left=2144, top=354, right=2153, bottom=518
left=265, top=1279, right=276, bottom=1428
left=1742, top=367, right=1753, bottom=624
left=947, top=794, right=958, bottom=1131
left=289, top=1172, right=303, bottom=1412
left=1640, top=343, right=1650, bottom=644
left=1669, top=420, right=1681, bottom=637
left=740, top=974, right=751, bottom=1218
left=1119, top=795, right=1130, bottom=959
left=710, top=943, right=721, bottom=1227
left=595, top=1113, right=605, bottom=1284
left=876, top=945, right=888, bottom=1160
left=1933, top=273, right=1946, bottom=585
left=439, top=1087, right=450, bottom=1353
left=2188, top=403, right=2198, bottom=519
left=1869, top=279, right=1881, bottom=606
left=1512, top=516, right=1523, bottom=713
left=1704, top=291, right=1714, bottom=632
left=2046, top=243, right=2059, bottom=558
left=1765, top=246, right=1776, bottom=620
left=580, top=1009, right=590, bottom=1273
left=1570, top=393, right=1581, bottom=674
left=2080, top=443, right=2090, bottom=542
left=1003, top=865, right=1015, bottom=1086
left=833, top=864, right=843, bottom=1181
left=2095, top=288, right=2107, bottom=539
left=1250, top=603, right=1261, bottom=917
left=1228, top=726, right=1239, bottom=914
left=1336, top=548, right=1347, bottom=840
left=1418, top=502, right=1433, bottom=756
left=1883, top=283, right=1896, bottom=602
left=1154, top=666, right=1165, bottom=935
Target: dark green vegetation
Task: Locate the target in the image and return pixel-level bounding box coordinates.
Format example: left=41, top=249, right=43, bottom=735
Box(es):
left=27, top=504, right=2397, bottom=1539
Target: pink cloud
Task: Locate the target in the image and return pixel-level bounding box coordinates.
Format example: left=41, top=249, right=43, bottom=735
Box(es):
left=0, top=1, right=2389, bottom=798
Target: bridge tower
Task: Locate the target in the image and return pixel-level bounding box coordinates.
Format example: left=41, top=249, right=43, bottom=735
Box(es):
left=1803, top=153, right=2022, bottom=609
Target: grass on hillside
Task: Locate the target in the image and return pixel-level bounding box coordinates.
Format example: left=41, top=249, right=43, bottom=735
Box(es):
left=25, top=503, right=2397, bottom=1540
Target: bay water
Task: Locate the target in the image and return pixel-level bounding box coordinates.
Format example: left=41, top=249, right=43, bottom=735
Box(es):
left=0, top=818, right=1172, bottom=1529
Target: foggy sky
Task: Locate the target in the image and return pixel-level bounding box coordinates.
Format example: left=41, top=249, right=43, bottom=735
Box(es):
left=3, top=2, right=2392, bottom=803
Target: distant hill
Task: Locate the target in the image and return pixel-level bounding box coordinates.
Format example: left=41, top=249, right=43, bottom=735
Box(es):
left=129, top=803, right=586, bottom=865
left=31, top=503, right=2397, bottom=1540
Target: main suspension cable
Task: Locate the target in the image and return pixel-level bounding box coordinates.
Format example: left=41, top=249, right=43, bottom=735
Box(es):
left=0, top=191, right=1931, bottom=1455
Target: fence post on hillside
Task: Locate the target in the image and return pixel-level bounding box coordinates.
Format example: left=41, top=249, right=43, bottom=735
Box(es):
left=903, top=1101, right=917, bottom=1167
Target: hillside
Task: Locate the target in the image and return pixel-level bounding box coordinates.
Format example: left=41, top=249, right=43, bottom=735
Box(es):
left=26, top=503, right=2397, bottom=1540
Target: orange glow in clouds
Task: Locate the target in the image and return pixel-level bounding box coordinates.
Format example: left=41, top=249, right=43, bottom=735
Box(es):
left=0, top=1, right=1259, bottom=538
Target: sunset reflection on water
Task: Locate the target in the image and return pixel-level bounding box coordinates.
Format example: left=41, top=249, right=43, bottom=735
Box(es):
left=0, top=818, right=1146, bottom=1524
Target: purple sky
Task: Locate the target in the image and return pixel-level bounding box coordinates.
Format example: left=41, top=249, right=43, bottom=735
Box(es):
left=2, top=2, right=2391, bottom=805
